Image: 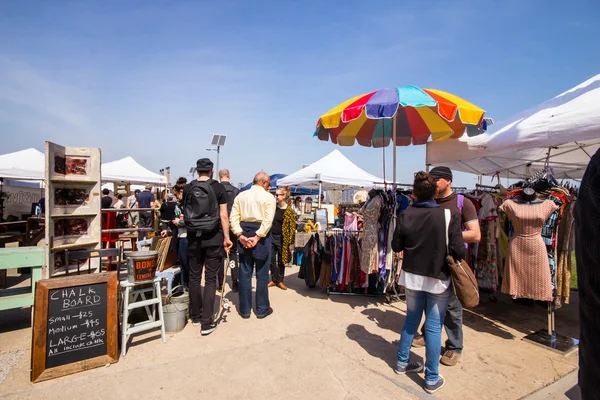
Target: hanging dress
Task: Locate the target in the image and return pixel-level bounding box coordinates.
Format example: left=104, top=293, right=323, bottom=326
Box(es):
left=499, top=199, right=558, bottom=301
left=359, top=195, right=382, bottom=273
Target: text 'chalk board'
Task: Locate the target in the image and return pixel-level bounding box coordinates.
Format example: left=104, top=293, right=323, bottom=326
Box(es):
left=46, top=283, right=107, bottom=368
left=32, top=272, right=118, bottom=383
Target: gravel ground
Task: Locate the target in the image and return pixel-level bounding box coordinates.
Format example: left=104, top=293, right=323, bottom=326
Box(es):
left=0, top=350, right=24, bottom=385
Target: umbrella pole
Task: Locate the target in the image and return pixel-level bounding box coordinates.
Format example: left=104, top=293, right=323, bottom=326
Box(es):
left=392, top=115, right=397, bottom=190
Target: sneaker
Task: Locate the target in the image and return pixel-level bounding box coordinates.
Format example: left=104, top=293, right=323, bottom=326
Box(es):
left=412, top=334, right=425, bottom=348
left=201, top=323, right=217, bottom=336
left=394, top=361, right=424, bottom=375
left=192, top=319, right=201, bottom=327
left=440, top=350, right=461, bottom=366
left=425, top=375, right=445, bottom=394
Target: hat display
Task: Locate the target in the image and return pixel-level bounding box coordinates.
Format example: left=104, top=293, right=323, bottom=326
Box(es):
left=429, top=166, right=453, bottom=181
left=196, top=158, right=214, bottom=172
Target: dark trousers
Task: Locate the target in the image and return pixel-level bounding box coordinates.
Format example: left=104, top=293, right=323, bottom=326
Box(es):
left=177, top=237, right=189, bottom=288
left=218, top=232, right=238, bottom=288
left=187, top=235, right=224, bottom=325
left=443, top=291, right=464, bottom=352
left=138, top=211, right=153, bottom=241
left=270, top=236, right=285, bottom=283
left=238, top=251, right=270, bottom=318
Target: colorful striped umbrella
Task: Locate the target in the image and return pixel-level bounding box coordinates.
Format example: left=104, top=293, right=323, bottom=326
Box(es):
left=315, top=86, right=486, bottom=147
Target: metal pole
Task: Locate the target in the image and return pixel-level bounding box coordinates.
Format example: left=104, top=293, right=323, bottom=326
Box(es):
left=216, top=146, right=220, bottom=173
left=392, top=115, right=397, bottom=190
left=318, top=182, right=322, bottom=208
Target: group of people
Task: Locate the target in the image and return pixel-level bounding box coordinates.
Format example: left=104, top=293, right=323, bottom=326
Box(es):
left=153, top=158, right=297, bottom=336
left=100, top=185, right=154, bottom=236
left=391, top=166, right=480, bottom=394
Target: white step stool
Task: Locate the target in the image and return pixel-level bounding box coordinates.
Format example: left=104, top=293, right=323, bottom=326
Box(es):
left=120, top=277, right=166, bottom=356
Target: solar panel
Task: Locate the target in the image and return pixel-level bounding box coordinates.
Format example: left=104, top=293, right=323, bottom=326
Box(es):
left=210, top=134, right=227, bottom=146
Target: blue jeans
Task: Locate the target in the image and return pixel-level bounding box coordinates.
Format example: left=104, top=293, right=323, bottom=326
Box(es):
left=397, top=287, right=451, bottom=384
left=238, top=251, right=270, bottom=317
left=178, top=237, right=189, bottom=288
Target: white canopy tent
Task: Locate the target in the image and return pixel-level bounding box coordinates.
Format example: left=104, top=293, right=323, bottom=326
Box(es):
left=0, top=148, right=45, bottom=180
left=101, top=156, right=166, bottom=185
left=277, top=149, right=385, bottom=190
left=426, top=74, right=600, bottom=180
left=0, top=149, right=166, bottom=185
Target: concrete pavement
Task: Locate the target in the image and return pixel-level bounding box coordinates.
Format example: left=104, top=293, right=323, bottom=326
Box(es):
left=0, top=265, right=579, bottom=399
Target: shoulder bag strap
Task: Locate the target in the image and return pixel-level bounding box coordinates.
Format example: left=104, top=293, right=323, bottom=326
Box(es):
left=444, top=208, right=451, bottom=255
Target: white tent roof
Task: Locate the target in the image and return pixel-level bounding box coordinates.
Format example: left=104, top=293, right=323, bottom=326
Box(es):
left=101, top=156, right=167, bottom=185
left=277, top=149, right=384, bottom=190
left=0, top=148, right=45, bottom=180
left=0, top=149, right=166, bottom=185
left=426, top=74, right=600, bottom=179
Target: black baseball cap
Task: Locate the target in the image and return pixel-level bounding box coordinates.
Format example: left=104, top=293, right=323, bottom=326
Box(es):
left=429, top=166, right=453, bottom=181
left=196, top=158, right=214, bottom=172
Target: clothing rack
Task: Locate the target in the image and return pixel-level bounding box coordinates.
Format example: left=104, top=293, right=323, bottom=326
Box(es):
left=475, top=183, right=499, bottom=191
left=500, top=186, right=578, bottom=354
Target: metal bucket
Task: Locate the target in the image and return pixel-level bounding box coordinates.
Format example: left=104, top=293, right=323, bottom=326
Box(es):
left=125, top=250, right=159, bottom=284
left=163, top=286, right=188, bottom=333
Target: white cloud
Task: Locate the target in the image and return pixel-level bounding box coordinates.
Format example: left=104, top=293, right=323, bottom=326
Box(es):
left=0, top=56, right=89, bottom=130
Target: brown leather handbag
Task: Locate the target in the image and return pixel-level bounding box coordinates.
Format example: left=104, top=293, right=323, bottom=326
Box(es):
left=444, top=210, right=480, bottom=309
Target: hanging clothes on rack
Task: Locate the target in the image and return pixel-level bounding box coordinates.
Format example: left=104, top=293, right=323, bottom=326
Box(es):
left=555, top=199, right=576, bottom=306
left=465, top=190, right=500, bottom=294
left=360, top=193, right=382, bottom=274
left=297, top=232, right=323, bottom=288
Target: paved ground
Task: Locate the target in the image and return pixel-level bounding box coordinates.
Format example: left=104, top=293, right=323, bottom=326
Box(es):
left=526, top=370, right=581, bottom=400
left=0, top=266, right=580, bottom=400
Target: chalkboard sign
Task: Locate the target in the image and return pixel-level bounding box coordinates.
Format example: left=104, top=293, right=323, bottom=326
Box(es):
left=31, top=272, right=118, bottom=382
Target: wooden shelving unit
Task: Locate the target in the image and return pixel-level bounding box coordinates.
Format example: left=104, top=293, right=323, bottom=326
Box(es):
left=45, top=142, right=102, bottom=278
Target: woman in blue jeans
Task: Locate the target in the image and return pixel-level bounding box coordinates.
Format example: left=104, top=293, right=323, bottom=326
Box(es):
left=392, top=171, right=465, bottom=394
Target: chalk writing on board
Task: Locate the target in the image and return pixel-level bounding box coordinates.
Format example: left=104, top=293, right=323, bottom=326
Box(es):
left=45, top=283, right=107, bottom=368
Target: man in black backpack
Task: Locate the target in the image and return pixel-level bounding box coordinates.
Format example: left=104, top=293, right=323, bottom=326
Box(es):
left=182, top=158, right=232, bottom=335
left=219, top=169, right=241, bottom=291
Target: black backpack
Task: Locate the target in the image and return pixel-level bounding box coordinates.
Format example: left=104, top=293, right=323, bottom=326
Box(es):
left=223, top=183, right=240, bottom=217
left=183, top=180, right=220, bottom=234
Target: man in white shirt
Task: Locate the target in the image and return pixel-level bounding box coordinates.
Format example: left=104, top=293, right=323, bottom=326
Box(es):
left=229, top=172, right=276, bottom=319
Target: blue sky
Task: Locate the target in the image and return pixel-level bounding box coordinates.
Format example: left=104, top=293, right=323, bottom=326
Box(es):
left=1, top=0, right=599, bottom=188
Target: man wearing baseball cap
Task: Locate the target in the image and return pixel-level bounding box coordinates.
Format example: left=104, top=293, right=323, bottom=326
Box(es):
left=182, top=158, right=233, bottom=336
left=412, top=166, right=481, bottom=367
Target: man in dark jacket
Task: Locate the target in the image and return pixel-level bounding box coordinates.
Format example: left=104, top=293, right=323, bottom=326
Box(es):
left=219, top=169, right=241, bottom=291
left=575, top=148, right=600, bottom=400
left=413, top=166, right=481, bottom=367
left=182, top=159, right=232, bottom=336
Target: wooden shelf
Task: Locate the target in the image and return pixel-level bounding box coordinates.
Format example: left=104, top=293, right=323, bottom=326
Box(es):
left=49, top=211, right=98, bottom=218
left=50, top=178, right=98, bottom=184
left=50, top=241, right=99, bottom=252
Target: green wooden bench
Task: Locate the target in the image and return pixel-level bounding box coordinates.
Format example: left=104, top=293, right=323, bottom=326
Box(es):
left=0, top=247, right=45, bottom=311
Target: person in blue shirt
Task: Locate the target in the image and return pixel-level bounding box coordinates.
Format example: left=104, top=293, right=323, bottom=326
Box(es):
left=136, top=184, right=156, bottom=241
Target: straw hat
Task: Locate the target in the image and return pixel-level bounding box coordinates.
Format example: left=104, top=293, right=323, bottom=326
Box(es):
left=353, top=190, right=368, bottom=205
